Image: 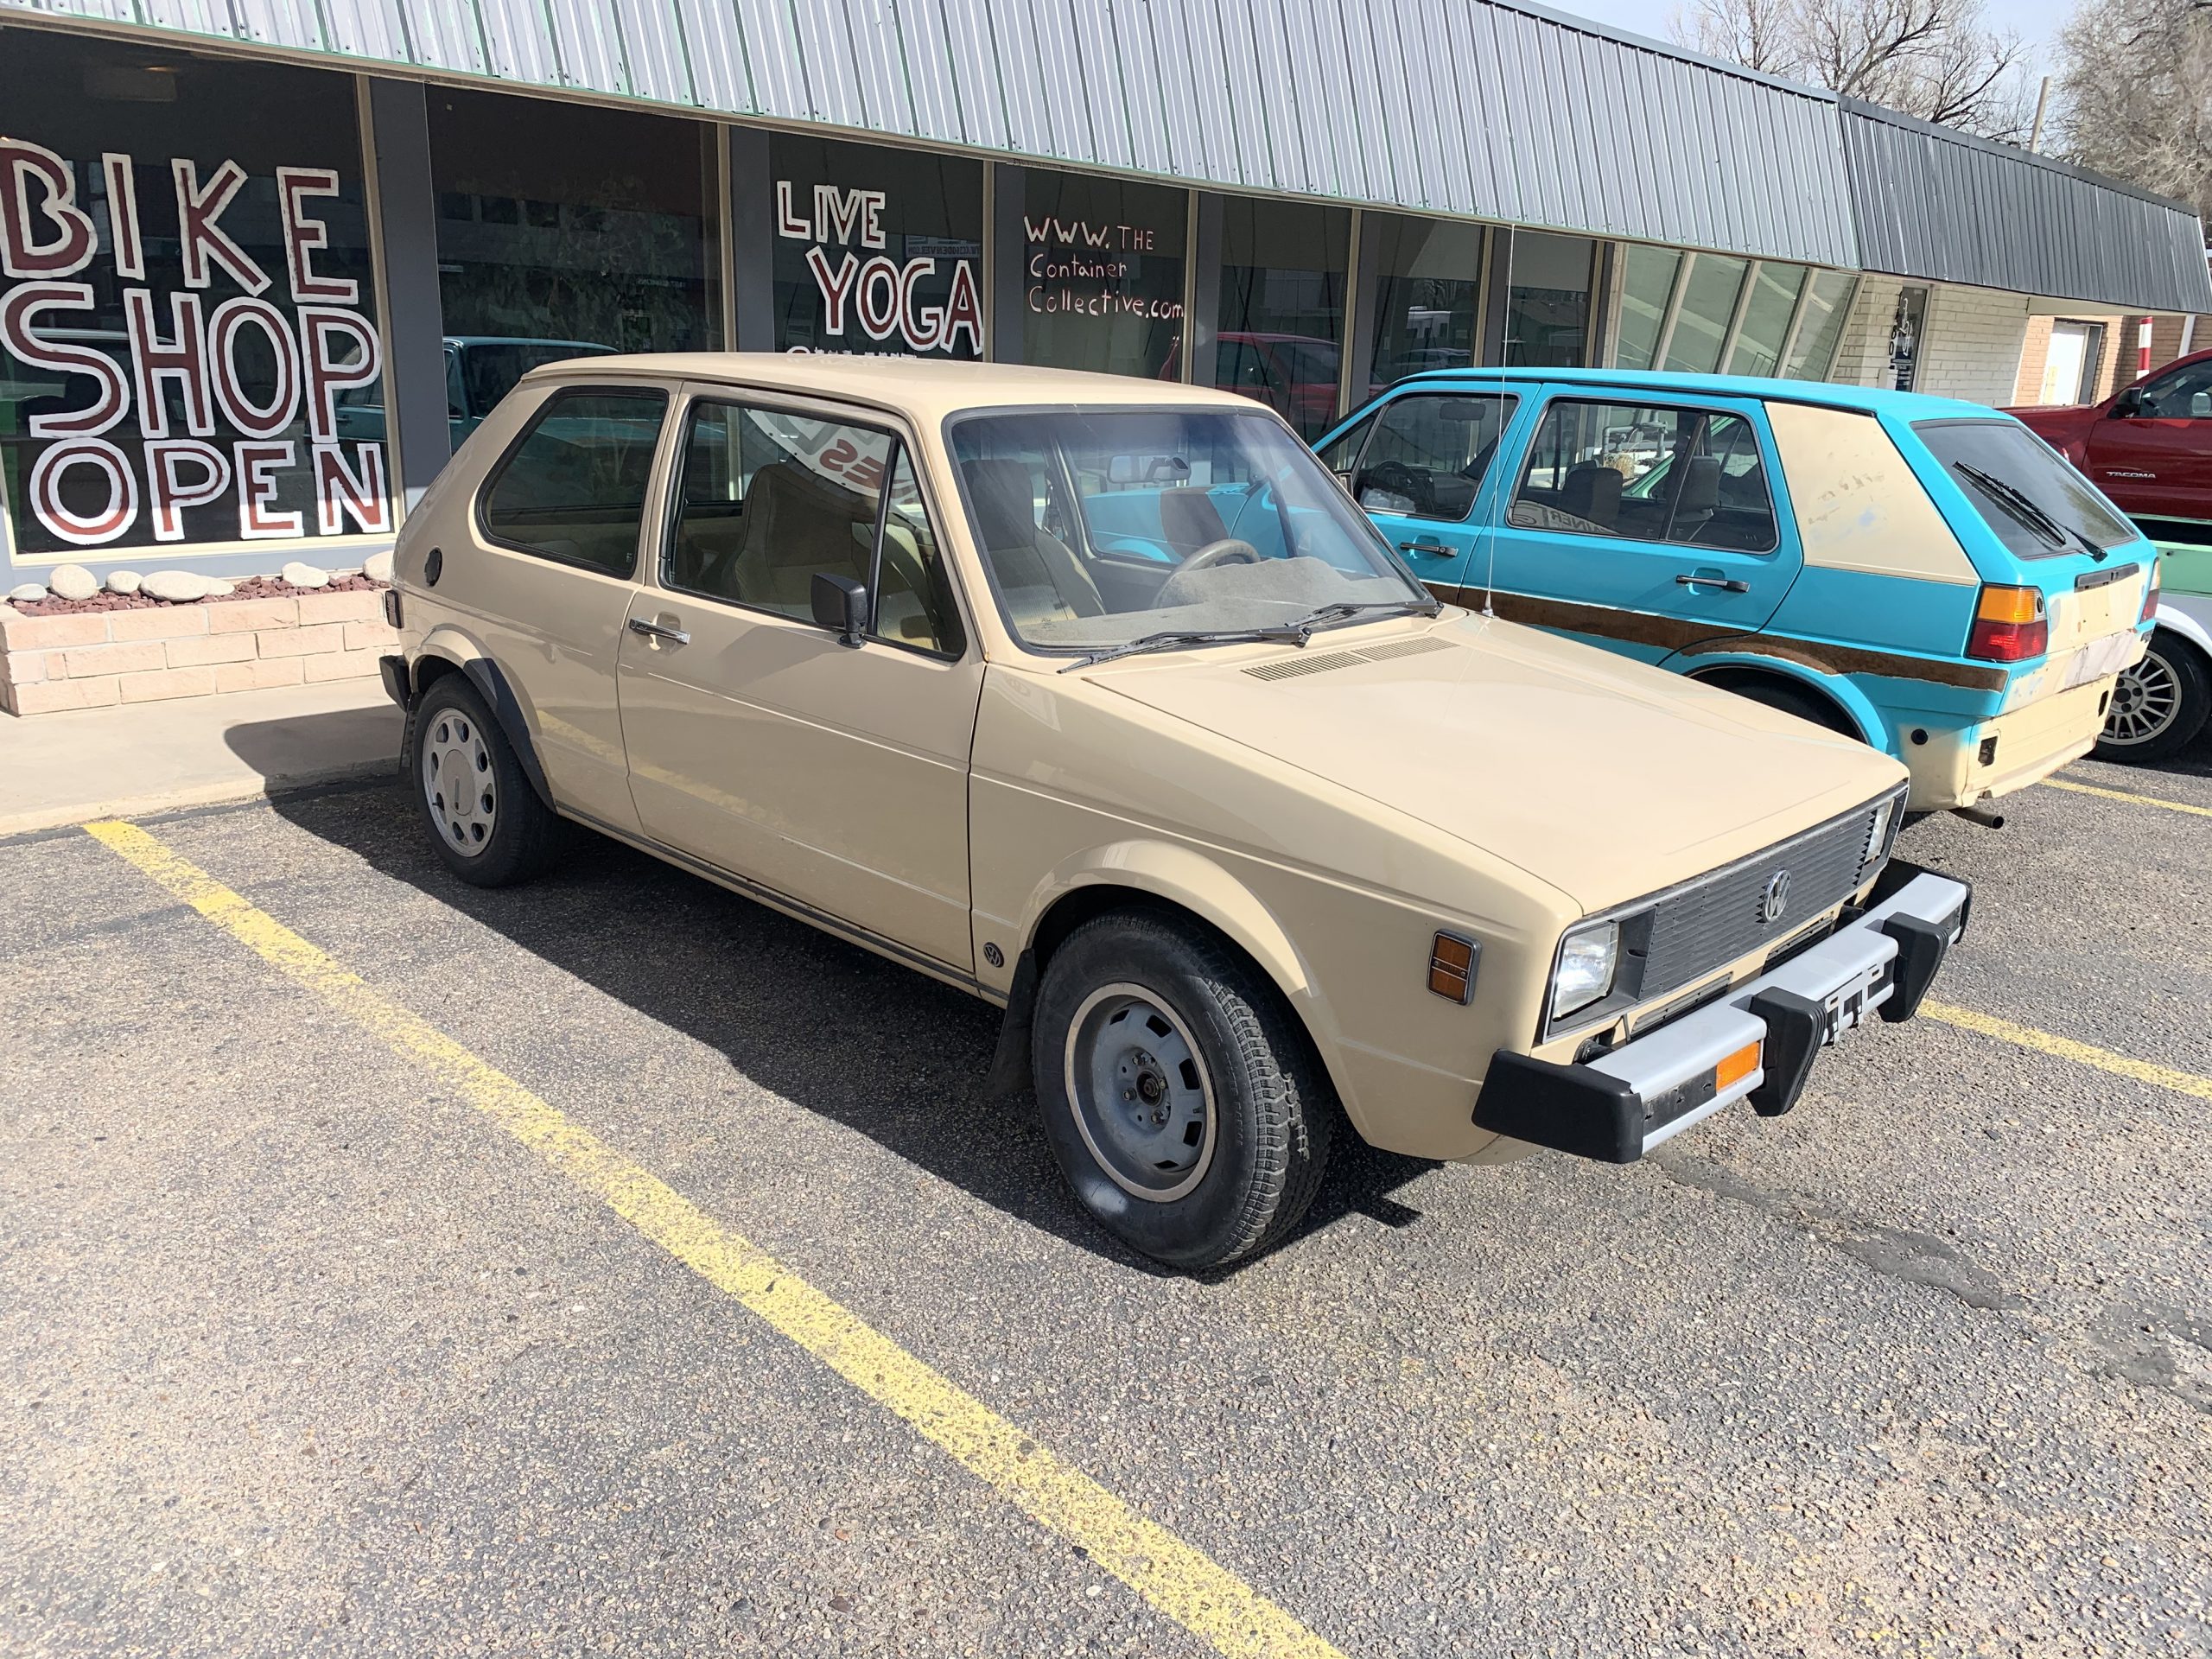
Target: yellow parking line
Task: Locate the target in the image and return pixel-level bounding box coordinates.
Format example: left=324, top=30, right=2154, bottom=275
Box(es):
left=2046, top=778, right=2212, bottom=818
left=84, top=818, right=1343, bottom=1659
left=1922, top=1000, right=2212, bottom=1103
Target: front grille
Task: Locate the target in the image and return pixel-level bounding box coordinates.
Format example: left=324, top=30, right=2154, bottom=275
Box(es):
left=1637, top=799, right=1890, bottom=1001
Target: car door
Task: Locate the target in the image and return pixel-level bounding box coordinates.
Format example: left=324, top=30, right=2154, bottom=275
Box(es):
left=443, top=380, right=666, bottom=835
left=2083, top=357, right=2212, bottom=521
left=1326, top=387, right=1526, bottom=599
left=615, top=386, right=982, bottom=973
left=1480, top=387, right=1796, bottom=662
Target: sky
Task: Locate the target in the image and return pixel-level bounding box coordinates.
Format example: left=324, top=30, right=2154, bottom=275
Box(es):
left=1554, top=0, right=2079, bottom=79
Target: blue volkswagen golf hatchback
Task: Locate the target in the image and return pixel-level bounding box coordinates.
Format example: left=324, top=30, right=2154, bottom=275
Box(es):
left=1316, top=370, right=2159, bottom=814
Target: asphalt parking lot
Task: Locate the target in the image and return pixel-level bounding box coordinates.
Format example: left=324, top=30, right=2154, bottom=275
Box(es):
left=4, top=742, right=2209, bottom=1658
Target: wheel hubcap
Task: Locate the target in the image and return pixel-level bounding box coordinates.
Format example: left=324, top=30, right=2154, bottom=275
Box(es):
left=422, top=712, right=496, bottom=855
left=2107, top=649, right=2181, bottom=746
left=1064, top=983, right=1216, bottom=1203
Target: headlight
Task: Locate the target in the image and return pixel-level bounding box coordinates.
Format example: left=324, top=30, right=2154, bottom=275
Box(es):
left=1550, top=919, right=1619, bottom=1024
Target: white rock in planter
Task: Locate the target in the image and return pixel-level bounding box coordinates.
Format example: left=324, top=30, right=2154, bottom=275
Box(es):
left=8, top=582, right=48, bottom=604
left=203, top=579, right=235, bottom=598
left=48, top=563, right=99, bottom=601
left=106, top=569, right=143, bottom=596
left=363, top=550, right=395, bottom=583
left=143, top=569, right=213, bottom=603
left=281, top=560, right=331, bottom=590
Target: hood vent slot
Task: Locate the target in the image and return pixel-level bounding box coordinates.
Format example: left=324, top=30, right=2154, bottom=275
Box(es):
left=1243, top=651, right=1366, bottom=682
left=1243, top=633, right=1459, bottom=682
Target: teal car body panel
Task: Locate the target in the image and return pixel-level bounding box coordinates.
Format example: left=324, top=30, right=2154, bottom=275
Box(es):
left=1317, top=368, right=2159, bottom=810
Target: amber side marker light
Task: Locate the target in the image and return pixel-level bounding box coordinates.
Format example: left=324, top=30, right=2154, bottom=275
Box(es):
left=1428, top=932, right=1478, bottom=1004
left=1966, top=583, right=2047, bottom=663
left=1715, top=1039, right=1763, bottom=1092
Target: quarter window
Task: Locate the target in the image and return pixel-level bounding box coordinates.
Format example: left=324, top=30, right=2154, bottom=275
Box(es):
left=480, top=387, right=669, bottom=575
left=1510, top=400, right=1778, bottom=553
left=666, top=400, right=961, bottom=653
left=1348, top=393, right=1517, bottom=522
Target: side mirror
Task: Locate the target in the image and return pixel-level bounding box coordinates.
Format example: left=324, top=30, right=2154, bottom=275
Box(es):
left=811, top=572, right=868, bottom=647
left=2110, top=387, right=2143, bottom=419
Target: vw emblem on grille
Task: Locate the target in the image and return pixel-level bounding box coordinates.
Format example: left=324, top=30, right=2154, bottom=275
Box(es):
left=1759, top=869, right=1792, bottom=925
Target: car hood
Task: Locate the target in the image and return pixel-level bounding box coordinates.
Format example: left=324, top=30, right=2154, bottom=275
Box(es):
left=1091, top=614, right=1905, bottom=912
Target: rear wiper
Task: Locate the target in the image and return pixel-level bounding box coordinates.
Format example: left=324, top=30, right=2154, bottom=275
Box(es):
left=1954, top=463, right=2075, bottom=552
left=1058, top=625, right=1307, bottom=671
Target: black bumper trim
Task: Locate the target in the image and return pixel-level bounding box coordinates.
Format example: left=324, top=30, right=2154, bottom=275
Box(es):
left=1471, top=1052, right=1644, bottom=1165
left=378, top=654, right=410, bottom=709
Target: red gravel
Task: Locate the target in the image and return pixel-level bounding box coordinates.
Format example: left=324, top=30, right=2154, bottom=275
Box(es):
left=10, top=572, right=386, bottom=617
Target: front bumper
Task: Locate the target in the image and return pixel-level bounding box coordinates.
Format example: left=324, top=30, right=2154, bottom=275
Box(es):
left=1472, top=866, right=1970, bottom=1163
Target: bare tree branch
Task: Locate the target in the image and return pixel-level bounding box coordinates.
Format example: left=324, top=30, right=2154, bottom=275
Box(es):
left=2054, top=0, right=2212, bottom=221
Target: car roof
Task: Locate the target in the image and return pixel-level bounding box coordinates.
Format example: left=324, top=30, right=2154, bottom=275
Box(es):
left=521, top=352, right=1261, bottom=421
left=1380, top=365, right=2009, bottom=423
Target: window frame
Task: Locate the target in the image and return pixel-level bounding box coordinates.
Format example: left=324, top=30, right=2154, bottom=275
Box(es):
left=474, top=381, right=673, bottom=579
left=655, top=387, right=973, bottom=663
left=1506, top=392, right=1784, bottom=556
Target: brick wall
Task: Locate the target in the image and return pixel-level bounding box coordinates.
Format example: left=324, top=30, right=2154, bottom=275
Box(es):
left=0, top=588, right=396, bottom=716
left=1827, top=277, right=2031, bottom=406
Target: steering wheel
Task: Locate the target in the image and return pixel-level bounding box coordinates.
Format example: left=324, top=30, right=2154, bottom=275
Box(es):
left=1179, top=537, right=1262, bottom=574
left=1356, top=460, right=1433, bottom=515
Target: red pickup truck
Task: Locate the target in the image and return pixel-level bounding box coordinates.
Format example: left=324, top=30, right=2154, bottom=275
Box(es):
left=2008, top=348, right=2212, bottom=534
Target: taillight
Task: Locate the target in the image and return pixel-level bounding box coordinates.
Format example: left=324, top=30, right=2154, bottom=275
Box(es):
left=2143, top=562, right=2161, bottom=623
left=1966, top=584, right=2047, bottom=663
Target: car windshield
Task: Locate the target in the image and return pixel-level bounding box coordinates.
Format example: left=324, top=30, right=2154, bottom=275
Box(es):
left=949, top=408, right=1431, bottom=653
left=1915, top=418, right=2138, bottom=558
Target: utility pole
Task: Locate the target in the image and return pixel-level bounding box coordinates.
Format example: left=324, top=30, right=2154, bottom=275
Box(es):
left=2030, top=76, right=2051, bottom=152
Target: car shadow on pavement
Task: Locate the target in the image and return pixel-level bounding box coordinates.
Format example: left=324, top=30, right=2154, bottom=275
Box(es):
left=268, top=780, right=1441, bottom=1276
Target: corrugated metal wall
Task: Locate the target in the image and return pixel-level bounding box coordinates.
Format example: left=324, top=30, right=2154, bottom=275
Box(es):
left=1842, top=104, right=2212, bottom=315
left=0, top=0, right=1859, bottom=267
left=5, top=0, right=2205, bottom=308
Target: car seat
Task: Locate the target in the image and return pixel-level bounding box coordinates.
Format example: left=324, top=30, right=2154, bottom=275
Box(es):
left=1669, top=454, right=1721, bottom=543
left=960, top=458, right=1107, bottom=626
left=1158, top=487, right=1230, bottom=557
left=1561, top=463, right=1623, bottom=531
left=717, top=460, right=873, bottom=610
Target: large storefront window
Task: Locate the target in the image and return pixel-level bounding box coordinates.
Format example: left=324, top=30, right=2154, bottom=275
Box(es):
left=1662, top=253, right=1749, bottom=374
left=1613, top=245, right=1681, bottom=372
left=0, top=31, right=386, bottom=561
left=1784, top=270, right=1859, bottom=379
left=1214, top=199, right=1350, bottom=439
left=1500, top=231, right=1594, bottom=368
left=430, top=92, right=718, bottom=434
left=1367, top=215, right=1484, bottom=392
left=1020, top=173, right=1184, bottom=378
left=1726, top=263, right=1808, bottom=378
left=771, top=137, right=983, bottom=359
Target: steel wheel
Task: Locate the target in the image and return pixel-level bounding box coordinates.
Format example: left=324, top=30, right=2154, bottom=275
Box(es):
left=422, top=709, right=497, bottom=855
left=2106, top=646, right=2183, bottom=747
left=1063, top=982, right=1217, bottom=1203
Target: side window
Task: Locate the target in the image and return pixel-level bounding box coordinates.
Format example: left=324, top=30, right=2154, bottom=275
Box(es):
left=1508, top=399, right=1777, bottom=553
left=1350, top=392, right=1516, bottom=522
left=2138, top=362, right=2212, bottom=419
left=480, top=387, right=668, bottom=575
left=1315, top=413, right=1375, bottom=481
left=873, top=447, right=964, bottom=656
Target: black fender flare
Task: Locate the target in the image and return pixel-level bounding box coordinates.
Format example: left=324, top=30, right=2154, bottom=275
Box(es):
left=411, top=653, right=556, bottom=813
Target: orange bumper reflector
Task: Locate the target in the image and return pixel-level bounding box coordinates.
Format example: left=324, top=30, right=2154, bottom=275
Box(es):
left=1716, top=1040, right=1762, bottom=1092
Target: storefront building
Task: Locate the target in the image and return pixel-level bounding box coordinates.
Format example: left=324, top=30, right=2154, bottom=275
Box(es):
left=3, top=1, right=2207, bottom=587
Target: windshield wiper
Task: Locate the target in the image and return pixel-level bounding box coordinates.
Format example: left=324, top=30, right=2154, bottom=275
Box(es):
left=1954, top=462, right=2078, bottom=553
left=1057, top=599, right=1443, bottom=672
left=1058, top=625, right=1309, bottom=671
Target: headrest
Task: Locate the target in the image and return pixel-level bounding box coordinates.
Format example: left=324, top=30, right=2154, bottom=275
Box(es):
left=962, top=458, right=1040, bottom=550
left=1675, top=454, right=1721, bottom=515
left=1562, top=463, right=1622, bottom=528
left=1159, top=487, right=1229, bottom=555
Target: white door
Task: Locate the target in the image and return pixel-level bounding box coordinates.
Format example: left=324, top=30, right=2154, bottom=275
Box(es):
left=2039, top=323, right=2091, bottom=406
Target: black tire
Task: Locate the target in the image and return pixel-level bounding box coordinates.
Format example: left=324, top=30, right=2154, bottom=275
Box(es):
left=2094, top=632, right=2212, bottom=763
left=1707, top=672, right=1862, bottom=740
left=406, top=673, right=564, bottom=887
left=1031, top=912, right=1335, bottom=1270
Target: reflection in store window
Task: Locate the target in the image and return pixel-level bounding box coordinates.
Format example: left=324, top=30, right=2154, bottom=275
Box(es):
left=0, top=30, right=388, bottom=558
left=1213, top=198, right=1350, bottom=439
left=771, top=137, right=983, bottom=359
left=1021, top=173, right=1185, bottom=378
left=429, top=89, right=718, bottom=428
left=1662, top=253, right=1748, bottom=374
left=1367, top=216, right=1484, bottom=394
left=1500, top=230, right=1594, bottom=368
left=1784, top=270, right=1859, bottom=380
left=1613, top=245, right=1681, bottom=372
left=1726, top=263, right=1807, bottom=378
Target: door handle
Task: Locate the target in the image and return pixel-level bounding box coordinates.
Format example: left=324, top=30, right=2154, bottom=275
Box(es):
left=628, top=616, right=690, bottom=645
left=1397, top=538, right=1454, bottom=557
left=1675, top=573, right=1750, bottom=594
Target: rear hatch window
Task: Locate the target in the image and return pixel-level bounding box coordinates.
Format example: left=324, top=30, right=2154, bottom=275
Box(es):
left=1915, top=418, right=2139, bottom=561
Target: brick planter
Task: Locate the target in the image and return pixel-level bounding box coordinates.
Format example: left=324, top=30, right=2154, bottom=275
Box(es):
left=0, top=590, right=397, bottom=716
